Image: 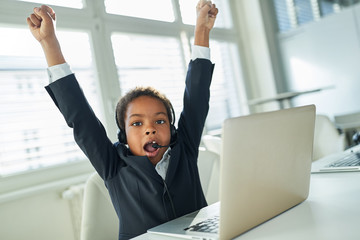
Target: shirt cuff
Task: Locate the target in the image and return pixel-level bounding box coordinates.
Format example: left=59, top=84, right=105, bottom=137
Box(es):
left=191, top=45, right=210, bottom=61
left=47, top=63, right=72, bottom=83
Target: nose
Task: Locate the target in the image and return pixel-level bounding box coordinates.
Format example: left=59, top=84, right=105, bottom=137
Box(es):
left=145, top=125, right=156, bottom=136
left=146, top=130, right=156, bottom=135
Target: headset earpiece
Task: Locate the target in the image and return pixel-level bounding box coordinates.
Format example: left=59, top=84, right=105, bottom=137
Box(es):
left=170, top=124, right=177, bottom=146
left=117, top=128, right=127, bottom=144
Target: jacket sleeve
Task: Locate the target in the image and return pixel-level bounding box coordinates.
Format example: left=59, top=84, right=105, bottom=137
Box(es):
left=45, top=74, right=121, bottom=180
left=177, top=59, right=215, bottom=159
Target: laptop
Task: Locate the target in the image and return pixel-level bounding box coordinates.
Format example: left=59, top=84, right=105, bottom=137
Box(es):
left=311, top=144, right=360, bottom=173
left=147, top=105, right=316, bottom=240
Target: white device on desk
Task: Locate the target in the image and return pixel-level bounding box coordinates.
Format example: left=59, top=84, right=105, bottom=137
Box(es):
left=147, top=105, right=316, bottom=240
left=311, top=144, right=360, bottom=173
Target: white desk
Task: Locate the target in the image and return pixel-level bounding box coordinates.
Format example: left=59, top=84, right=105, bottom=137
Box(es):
left=247, top=86, right=334, bottom=109
left=234, top=172, right=360, bottom=240
left=133, top=171, right=360, bottom=240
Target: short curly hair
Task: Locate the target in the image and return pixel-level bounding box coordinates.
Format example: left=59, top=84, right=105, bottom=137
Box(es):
left=115, top=86, right=175, bottom=132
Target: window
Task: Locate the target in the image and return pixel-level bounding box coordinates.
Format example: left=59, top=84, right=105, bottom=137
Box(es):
left=111, top=32, right=243, bottom=132
left=105, top=0, right=175, bottom=22
left=0, top=27, right=99, bottom=177
left=206, top=40, right=242, bottom=132
left=111, top=33, right=186, bottom=123
left=294, top=0, right=314, bottom=25
left=319, top=0, right=338, bottom=16
left=16, top=0, right=83, bottom=8
left=272, top=0, right=360, bottom=32
left=179, top=0, right=233, bottom=28
left=273, top=0, right=293, bottom=32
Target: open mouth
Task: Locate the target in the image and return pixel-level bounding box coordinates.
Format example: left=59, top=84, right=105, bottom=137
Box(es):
left=144, top=141, right=159, bottom=156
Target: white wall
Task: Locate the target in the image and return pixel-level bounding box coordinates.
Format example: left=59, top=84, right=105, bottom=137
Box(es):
left=278, top=4, right=360, bottom=119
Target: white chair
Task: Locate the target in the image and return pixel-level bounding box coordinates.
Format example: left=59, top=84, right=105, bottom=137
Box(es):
left=80, top=172, right=118, bottom=240
left=334, top=111, right=360, bottom=130
left=198, top=135, right=222, bottom=204
left=201, top=135, right=222, bottom=156
left=313, top=115, right=346, bottom=161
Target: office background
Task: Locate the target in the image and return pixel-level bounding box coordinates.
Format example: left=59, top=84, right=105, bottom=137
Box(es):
left=1, top=0, right=360, bottom=239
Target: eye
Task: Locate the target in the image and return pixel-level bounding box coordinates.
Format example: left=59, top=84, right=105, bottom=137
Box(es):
left=131, top=121, right=142, bottom=126
left=156, top=120, right=165, bottom=125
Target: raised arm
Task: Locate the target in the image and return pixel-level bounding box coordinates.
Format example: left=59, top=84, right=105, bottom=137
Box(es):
left=26, top=6, right=120, bottom=179
left=176, top=1, right=217, bottom=158
left=26, top=5, right=65, bottom=67
left=194, top=0, right=219, bottom=47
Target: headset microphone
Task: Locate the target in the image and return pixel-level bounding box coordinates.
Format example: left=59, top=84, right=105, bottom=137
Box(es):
left=152, top=143, right=171, bottom=148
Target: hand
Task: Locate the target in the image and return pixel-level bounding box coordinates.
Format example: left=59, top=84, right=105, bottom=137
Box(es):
left=26, top=5, right=65, bottom=67
left=196, top=0, right=219, bottom=31
left=194, top=0, right=218, bottom=47
left=26, top=5, right=57, bottom=44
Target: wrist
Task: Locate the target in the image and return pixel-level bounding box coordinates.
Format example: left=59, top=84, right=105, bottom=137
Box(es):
left=40, top=37, right=66, bottom=67
left=39, top=35, right=59, bottom=49
left=194, top=27, right=210, bottom=47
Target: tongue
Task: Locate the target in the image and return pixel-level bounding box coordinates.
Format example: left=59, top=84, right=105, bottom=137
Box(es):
left=144, top=143, right=157, bottom=152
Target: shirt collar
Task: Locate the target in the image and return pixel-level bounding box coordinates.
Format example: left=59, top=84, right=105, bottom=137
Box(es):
left=155, top=147, right=171, bottom=180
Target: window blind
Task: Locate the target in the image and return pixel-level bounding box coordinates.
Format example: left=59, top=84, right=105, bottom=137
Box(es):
left=294, top=0, right=314, bottom=25
left=272, top=0, right=360, bottom=33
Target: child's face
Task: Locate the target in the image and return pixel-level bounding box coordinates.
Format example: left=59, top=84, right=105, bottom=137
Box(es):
left=124, top=96, right=171, bottom=165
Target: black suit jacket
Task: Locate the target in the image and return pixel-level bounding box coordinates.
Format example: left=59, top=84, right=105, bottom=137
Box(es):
left=45, top=59, right=215, bottom=239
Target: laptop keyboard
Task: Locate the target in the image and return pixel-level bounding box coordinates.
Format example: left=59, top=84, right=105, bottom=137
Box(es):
left=325, top=151, right=360, bottom=168
left=184, top=216, right=219, bottom=234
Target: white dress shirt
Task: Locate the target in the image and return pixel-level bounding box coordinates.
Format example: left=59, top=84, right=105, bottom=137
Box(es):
left=47, top=45, right=211, bottom=180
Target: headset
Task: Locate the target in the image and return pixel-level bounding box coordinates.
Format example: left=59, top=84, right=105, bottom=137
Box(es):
left=116, top=100, right=177, bottom=146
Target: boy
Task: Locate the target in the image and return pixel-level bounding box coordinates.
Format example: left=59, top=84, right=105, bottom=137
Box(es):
left=27, top=1, right=218, bottom=239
